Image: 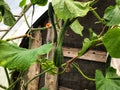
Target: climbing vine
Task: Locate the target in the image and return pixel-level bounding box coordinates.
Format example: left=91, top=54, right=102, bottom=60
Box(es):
left=1, top=0, right=120, bottom=90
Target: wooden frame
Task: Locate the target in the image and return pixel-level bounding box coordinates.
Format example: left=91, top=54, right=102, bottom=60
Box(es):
left=63, top=47, right=107, bottom=63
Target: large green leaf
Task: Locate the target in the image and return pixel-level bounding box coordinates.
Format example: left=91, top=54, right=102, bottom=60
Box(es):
left=103, top=5, right=120, bottom=26
left=95, top=67, right=120, bottom=90
left=70, top=20, right=83, bottom=36
left=52, top=0, right=92, bottom=20
left=0, top=40, right=52, bottom=71
left=102, top=27, right=120, bottom=58
left=0, top=0, right=16, bottom=26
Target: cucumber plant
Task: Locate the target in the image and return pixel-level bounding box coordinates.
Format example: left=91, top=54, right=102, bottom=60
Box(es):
left=1, top=0, right=120, bottom=90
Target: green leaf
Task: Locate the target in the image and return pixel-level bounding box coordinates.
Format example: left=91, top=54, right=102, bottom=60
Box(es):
left=78, top=38, right=91, bottom=56
left=103, top=5, right=120, bottom=26
left=0, top=0, right=16, bottom=26
left=36, top=0, right=48, bottom=6
left=3, top=9, right=16, bottom=26
left=42, top=61, right=57, bottom=74
left=116, top=0, right=120, bottom=5
left=30, top=0, right=37, bottom=4
left=78, top=38, right=98, bottom=56
left=30, top=0, right=48, bottom=6
left=0, top=12, right=2, bottom=22
left=52, top=0, right=92, bottom=20
left=0, top=6, right=4, bottom=16
left=19, top=0, right=26, bottom=7
left=89, top=28, right=98, bottom=40
left=106, top=67, right=120, bottom=79
left=102, top=27, right=120, bottom=58
left=0, top=5, right=4, bottom=22
left=0, top=40, right=52, bottom=71
left=70, top=20, right=83, bottom=36
left=95, top=67, right=120, bottom=90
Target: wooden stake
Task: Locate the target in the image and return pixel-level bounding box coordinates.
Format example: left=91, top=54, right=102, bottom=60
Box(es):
left=22, top=31, right=42, bottom=90
left=44, top=27, right=58, bottom=90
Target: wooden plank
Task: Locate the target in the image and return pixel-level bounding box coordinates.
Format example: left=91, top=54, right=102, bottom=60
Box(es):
left=45, top=27, right=58, bottom=90
left=62, top=47, right=107, bottom=63
left=23, top=31, right=42, bottom=90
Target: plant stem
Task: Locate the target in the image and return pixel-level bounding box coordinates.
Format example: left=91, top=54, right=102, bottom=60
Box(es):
left=6, top=34, right=28, bottom=41
left=23, top=13, right=32, bottom=49
left=0, top=30, right=9, bottom=32
left=31, top=27, right=50, bottom=31
left=53, top=19, right=70, bottom=67
left=72, top=63, right=95, bottom=81
left=23, top=13, right=31, bottom=29
left=5, top=26, right=49, bottom=41
left=7, top=77, right=21, bottom=90
left=98, top=25, right=106, bottom=37
left=58, top=63, right=66, bottom=74
left=23, top=68, right=53, bottom=89
left=0, top=84, right=7, bottom=89
left=66, top=56, right=78, bottom=72
left=4, top=68, right=11, bottom=86
left=90, top=7, right=104, bottom=23
left=57, top=19, right=70, bottom=45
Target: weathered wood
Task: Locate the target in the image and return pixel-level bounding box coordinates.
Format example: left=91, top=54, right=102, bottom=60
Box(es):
left=24, top=31, right=42, bottom=90
left=45, top=27, right=58, bottom=90
left=63, top=47, right=107, bottom=62
left=45, top=73, right=58, bottom=90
